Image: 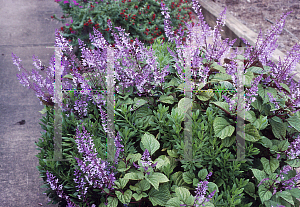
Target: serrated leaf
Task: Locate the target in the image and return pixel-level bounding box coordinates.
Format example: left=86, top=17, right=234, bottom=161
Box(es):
left=269, top=117, right=286, bottom=139
left=261, top=157, right=279, bottom=175
left=244, top=110, right=257, bottom=123
left=177, top=98, right=193, bottom=117
left=193, top=178, right=199, bottom=187
left=148, top=183, right=171, bottom=206
left=237, top=123, right=261, bottom=142
left=107, top=197, right=118, bottom=207
left=196, top=89, right=214, bottom=101
left=211, top=62, right=226, bottom=73
left=258, top=186, right=272, bottom=204
left=146, top=172, right=169, bottom=190
left=123, top=171, right=144, bottom=180
left=211, top=102, right=230, bottom=112
left=159, top=95, right=175, bottom=104
left=244, top=71, right=254, bottom=87
left=244, top=182, right=256, bottom=198
left=167, top=149, right=179, bottom=158
left=286, top=115, right=300, bottom=132
left=175, top=187, right=191, bottom=203
left=115, top=190, right=132, bottom=205
left=279, top=83, right=291, bottom=93
left=132, top=193, right=143, bottom=201
left=141, top=133, right=160, bottom=156
left=277, top=139, right=290, bottom=151
left=260, top=136, right=273, bottom=149
left=251, top=169, right=267, bottom=181
left=285, top=159, right=300, bottom=167
left=166, top=197, right=183, bottom=207
left=253, top=115, right=268, bottom=130
left=154, top=155, right=170, bottom=169
left=132, top=98, right=147, bottom=110
left=207, top=182, right=219, bottom=194
left=182, top=172, right=195, bottom=184
left=213, top=117, right=235, bottom=139
left=127, top=153, right=142, bottom=163
left=211, top=73, right=232, bottom=82
left=276, top=191, right=294, bottom=205
left=257, top=84, right=278, bottom=105
left=203, top=202, right=214, bottom=207
left=198, top=169, right=208, bottom=180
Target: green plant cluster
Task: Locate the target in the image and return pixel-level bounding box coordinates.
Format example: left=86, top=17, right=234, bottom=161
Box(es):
left=35, top=37, right=300, bottom=207
left=52, top=0, right=194, bottom=61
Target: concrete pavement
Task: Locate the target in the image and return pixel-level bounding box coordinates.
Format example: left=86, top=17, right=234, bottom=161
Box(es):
left=0, top=0, right=70, bottom=206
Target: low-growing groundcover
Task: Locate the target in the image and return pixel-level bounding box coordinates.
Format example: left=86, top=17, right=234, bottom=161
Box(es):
left=11, top=0, right=300, bottom=206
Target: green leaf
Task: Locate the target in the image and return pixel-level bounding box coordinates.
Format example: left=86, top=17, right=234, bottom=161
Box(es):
left=253, top=115, right=268, bottom=130
left=115, top=190, right=132, bottom=205
left=244, top=110, right=257, bottom=123
left=207, top=182, right=219, bottom=194
left=211, top=73, right=232, bottom=82
left=237, top=124, right=261, bottom=142
left=286, top=115, right=300, bottom=132
left=269, top=117, right=286, bottom=139
left=258, top=186, right=272, bottom=204
left=213, top=117, right=235, bottom=139
left=261, top=157, right=279, bottom=175
left=257, top=84, right=278, bottom=105
left=141, top=133, right=160, bottom=156
left=279, top=83, right=291, bottom=93
left=196, top=89, right=214, bottom=101
left=211, top=62, right=226, bottom=73
left=251, top=169, right=267, bottom=181
left=193, top=178, right=199, bottom=187
left=119, top=178, right=129, bottom=189
left=244, top=182, right=256, bottom=198
left=132, top=98, right=147, bottom=110
left=198, top=169, right=208, bottom=180
left=260, top=136, right=273, bottom=149
left=203, top=202, right=214, bottom=207
left=175, top=187, right=191, bottom=203
left=63, top=74, right=74, bottom=79
left=248, top=66, right=269, bottom=74
left=107, top=197, right=118, bottom=207
left=159, top=95, right=175, bottom=104
left=182, top=171, right=195, bottom=184
left=244, top=71, right=254, bottom=87
left=154, top=155, right=170, bottom=170
left=276, top=191, right=294, bottom=205
left=167, top=149, right=179, bottom=158
left=127, top=153, right=142, bottom=163
left=211, top=102, right=230, bottom=112
left=285, top=159, right=300, bottom=168
left=288, top=188, right=300, bottom=198
left=148, top=183, right=172, bottom=206
left=132, top=193, right=143, bottom=202
left=166, top=197, right=183, bottom=207
left=177, top=98, right=193, bottom=117
left=123, top=171, right=144, bottom=180
left=117, top=161, right=131, bottom=172
left=145, top=172, right=169, bottom=190
left=130, top=179, right=151, bottom=193
left=277, top=139, right=290, bottom=151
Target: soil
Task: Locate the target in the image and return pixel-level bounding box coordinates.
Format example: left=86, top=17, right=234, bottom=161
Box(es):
left=206, top=0, right=300, bottom=56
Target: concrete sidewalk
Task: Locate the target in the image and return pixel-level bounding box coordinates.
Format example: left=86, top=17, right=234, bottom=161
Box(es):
left=0, top=0, right=70, bottom=206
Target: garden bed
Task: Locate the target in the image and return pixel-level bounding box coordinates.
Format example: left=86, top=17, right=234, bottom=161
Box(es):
left=188, top=0, right=300, bottom=83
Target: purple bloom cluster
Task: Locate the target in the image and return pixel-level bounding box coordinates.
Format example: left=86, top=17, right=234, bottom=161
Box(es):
left=45, top=170, right=78, bottom=207
left=193, top=172, right=215, bottom=207
left=286, top=135, right=300, bottom=160
left=114, top=131, right=124, bottom=165
left=73, top=125, right=116, bottom=201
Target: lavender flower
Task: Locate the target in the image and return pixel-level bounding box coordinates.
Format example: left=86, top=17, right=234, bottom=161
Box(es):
left=194, top=181, right=209, bottom=207
left=73, top=125, right=116, bottom=201
left=286, top=135, right=300, bottom=160
left=114, top=131, right=124, bottom=165
left=46, top=170, right=78, bottom=207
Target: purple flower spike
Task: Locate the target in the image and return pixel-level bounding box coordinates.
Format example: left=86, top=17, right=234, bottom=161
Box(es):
left=64, top=0, right=69, bottom=3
